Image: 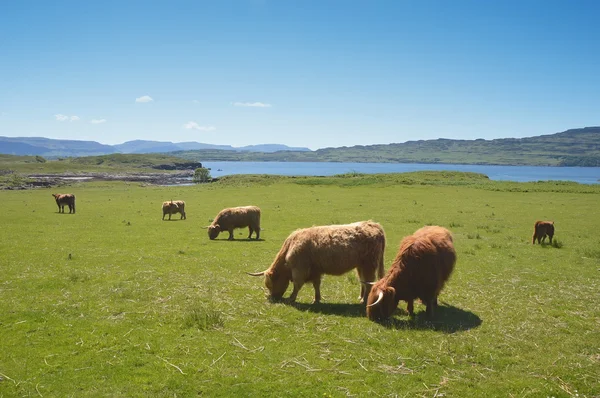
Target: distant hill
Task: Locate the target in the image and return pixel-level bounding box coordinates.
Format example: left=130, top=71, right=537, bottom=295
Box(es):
left=174, top=127, right=600, bottom=167
left=0, top=137, right=311, bottom=157
left=1, top=127, right=599, bottom=166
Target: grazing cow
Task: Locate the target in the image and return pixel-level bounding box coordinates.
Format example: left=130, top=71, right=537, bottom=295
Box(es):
left=52, top=193, right=76, bottom=214
left=248, top=221, right=386, bottom=304
left=207, top=206, right=261, bottom=240
left=532, top=221, right=554, bottom=244
left=366, top=226, right=456, bottom=320
left=162, top=200, right=186, bottom=220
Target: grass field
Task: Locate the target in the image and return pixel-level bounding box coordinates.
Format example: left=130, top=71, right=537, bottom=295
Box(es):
left=1, top=172, right=599, bottom=397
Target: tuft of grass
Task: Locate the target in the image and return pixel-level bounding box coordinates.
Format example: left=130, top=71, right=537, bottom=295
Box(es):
left=183, top=304, right=225, bottom=330
left=449, top=221, right=463, bottom=228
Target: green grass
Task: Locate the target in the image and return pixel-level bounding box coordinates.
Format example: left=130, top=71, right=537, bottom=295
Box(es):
left=1, top=173, right=599, bottom=397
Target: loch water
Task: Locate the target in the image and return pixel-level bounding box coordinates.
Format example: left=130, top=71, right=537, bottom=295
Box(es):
left=200, top=161, right=600, bottom=184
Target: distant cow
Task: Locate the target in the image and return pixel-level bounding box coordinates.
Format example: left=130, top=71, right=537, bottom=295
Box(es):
left=366, top=226, right=456, bottom=320
left=248, top=221, right=386, bottom=304
left=532, top=221, right=554, bottom=244
left=162, top=200, right=186, bottom=220
left=52, top=193, right=75, bottom=214
left=207, top=206, right=261, bottom=240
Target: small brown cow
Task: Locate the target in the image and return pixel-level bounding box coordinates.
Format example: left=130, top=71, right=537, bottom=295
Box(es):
left=248, top=221, right=386, bottom=304
left=207, top=206, right=261, bottom=240
left=532, top=221, right=554, bottom=244
left=366, top=226, right=456, bottom=320
left=162, top=200, right=186, bottom=220
left=52, top=193, right=76, bottom=214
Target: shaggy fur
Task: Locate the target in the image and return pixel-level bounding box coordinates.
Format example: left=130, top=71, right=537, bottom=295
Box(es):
left=366, top=226, right=456, bottom=320
left=254, top=221, right=386, bottom=304
left=208, top=206, right=261, bottom=240
left=52, top=193, right=76, bottom=214
left=162, top=200, right=186, bottom=220
left=532, top=220, right=554, bottom=244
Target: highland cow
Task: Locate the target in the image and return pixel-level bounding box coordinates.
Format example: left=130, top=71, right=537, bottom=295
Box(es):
left=366, top=225, right=455, bottom=320
left=248, top=221, right=386, bottom=304
left=532, top=221, right=554, bottom=244
left=162, top=200, right=186, bottom=220
left=52, top=193, right=76, bottom=214
left=207, top=206, right=261, bottom=240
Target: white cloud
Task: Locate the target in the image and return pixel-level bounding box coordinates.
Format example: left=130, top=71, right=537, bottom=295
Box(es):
left=183, top=121, right=216, bottom=131
left=91, top=119, right=107, bottom=124
left=55, top=114, right=80, bottom=122
left=135, top=95, right=154, bottom=103
left=233, top=101, right=272, bottom=108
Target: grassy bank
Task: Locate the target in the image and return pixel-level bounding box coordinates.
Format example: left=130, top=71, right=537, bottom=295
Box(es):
left=1, top=173, right=598, bottom=396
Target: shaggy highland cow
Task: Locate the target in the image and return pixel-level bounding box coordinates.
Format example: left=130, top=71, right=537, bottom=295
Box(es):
left=162, top=200, right=186, bottom=220
left=207, top=206, right=261, bottom=240
left=532, top=221, right=554, bottom=244
left=249, top=221, right=386, bottom=304
left=366, top=225, right=455, bottom=320
left=52, top=193, right=76, bottom=214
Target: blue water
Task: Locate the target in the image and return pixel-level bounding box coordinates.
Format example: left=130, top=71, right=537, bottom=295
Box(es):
left=201, top=161, right=600, bottom=184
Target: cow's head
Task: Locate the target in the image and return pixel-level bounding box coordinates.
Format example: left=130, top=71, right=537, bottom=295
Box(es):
left=247, top=269, right=290, bottom=301
left=366, top=286, right=397, bottom=321
left=207, top=225, right=220, bottom=240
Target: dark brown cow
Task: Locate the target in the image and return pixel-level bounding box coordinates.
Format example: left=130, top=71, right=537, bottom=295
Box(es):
left=532, top=221, right=554, bottom=244
left=366, top=225, right=456, bottom=320
left=249, top=221, right=386, bottom=304
left=207, top=206, right=261, bottom=240
left=52, top=193, right=76, bottom=214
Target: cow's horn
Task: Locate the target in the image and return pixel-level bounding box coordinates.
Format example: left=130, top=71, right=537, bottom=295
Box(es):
left=360, top=281, right=376, bottom=285
left=200, top=226, right=209, bottom=229
left=246, top=271, right=266, bottom=276
left=367, top=290, right=384, bottom=307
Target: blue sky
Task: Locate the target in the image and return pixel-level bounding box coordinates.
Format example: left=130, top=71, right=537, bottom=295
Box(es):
left=0, top=1, right=598, bottom=150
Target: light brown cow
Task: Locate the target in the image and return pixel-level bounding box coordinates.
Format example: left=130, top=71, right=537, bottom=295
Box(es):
left=366, top=226, right=456, bottom=320
left=532, top=221, right=554, bottom=244
left=52, top=193, right=76, bottom=214
left=249, top=221, right=386, bottom=304
left=162, top=200, right=186, bottom=220
left=207, top=206, right=261, bottom=240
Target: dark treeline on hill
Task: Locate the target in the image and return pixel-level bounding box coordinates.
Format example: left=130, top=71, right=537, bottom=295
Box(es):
left=174, top=127, right=600, bottom=166
left=1, top=127, right=599, bottom=166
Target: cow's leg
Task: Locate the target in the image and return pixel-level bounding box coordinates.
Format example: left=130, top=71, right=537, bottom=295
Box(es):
left=228, top=229, right=234, bottom=240
left=247, top=227, right=254, bottom=239
left=407, top=300, right=415, bottom=317
left=288, top=268, right=307, bottom=302
left=548, top=234, right=553, bottom=244
left=162, top=213, right=165, bottom=220
left=255, top=228, right=260, bottom=240
left=312, top=276, right=322, bottom=304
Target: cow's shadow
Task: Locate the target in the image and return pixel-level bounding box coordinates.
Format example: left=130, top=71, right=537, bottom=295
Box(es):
left=379, top=303, right=482, bottom=333
left=211, top=238, right=265, bottom=242
left=289, top=301, right=481, bottom=333
left=290, top=301, right=365, bottom=318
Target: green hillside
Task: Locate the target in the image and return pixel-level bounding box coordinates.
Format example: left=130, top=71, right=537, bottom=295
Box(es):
left=175, top=127, right=600, bottom=166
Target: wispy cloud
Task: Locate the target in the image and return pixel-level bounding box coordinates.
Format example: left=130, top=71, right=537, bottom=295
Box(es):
left=0, top=112, right=8, bottom=117
left=91, top=119, right=107, bottom=124
left=55, top=114, right=80, bottom=122
left=233, top=101, right=272, bottom=108
left=192, top=100, right=200, bottom=104
left=183, top=121, right=216, bottom=131
left=135, top=95, right=154, bottom=103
